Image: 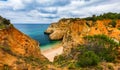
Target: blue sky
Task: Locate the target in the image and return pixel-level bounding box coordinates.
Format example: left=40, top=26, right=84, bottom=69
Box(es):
left=0, top=0, right=120, bottom=23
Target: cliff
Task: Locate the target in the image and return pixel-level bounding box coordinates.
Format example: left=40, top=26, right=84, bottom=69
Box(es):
left=45, top=15, right=120, bottom=69
left=0, top=16, right=49, bottom=70
left=45, top=18, right=120, bottom=55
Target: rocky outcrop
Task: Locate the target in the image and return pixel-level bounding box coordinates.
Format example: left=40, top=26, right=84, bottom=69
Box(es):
left=45, top=20, right=69, bottom=40
left=0, top=16, right=49, bottom=70
left=45, top=18, right=120, bottom=55
left=49, top=30, right=65, bottom=40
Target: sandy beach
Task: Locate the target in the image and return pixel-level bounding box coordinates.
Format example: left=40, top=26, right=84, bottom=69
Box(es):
left=41, top=43, right=63, bottom=62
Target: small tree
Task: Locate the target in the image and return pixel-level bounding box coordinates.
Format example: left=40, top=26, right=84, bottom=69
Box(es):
left=3, top=18, right=10, bottom=25
left=92, top=14, right=97, bottom=22
left=109, top=20, right=116, bottom=27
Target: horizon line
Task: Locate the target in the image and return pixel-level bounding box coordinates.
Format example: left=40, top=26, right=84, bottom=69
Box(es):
left=13, top=23, right=50, bottom=24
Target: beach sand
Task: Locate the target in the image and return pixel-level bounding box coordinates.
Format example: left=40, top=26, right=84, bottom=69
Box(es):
left=41, top=43, right=63, bottom=62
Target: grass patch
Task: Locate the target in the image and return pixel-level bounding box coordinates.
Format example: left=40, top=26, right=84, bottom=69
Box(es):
left=0, top=46, right=11, bottom=53
left=24, top=55, right=49, bottom=66
left=0, top=24, right=5, bottom=29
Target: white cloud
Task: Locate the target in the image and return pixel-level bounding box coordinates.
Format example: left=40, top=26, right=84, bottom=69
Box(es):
left=9, top=0, right=25, bottom=10
left=28, top=10, right=57, bottom=18
left=0, top=0, right=34, bottom=10
left=57, top=0, right=120, bottom=18
left=0, top=0, right=120, bottom=23
left=83, top=2, right=120, bottom=15
left=36, top=0, right=52, bottom=4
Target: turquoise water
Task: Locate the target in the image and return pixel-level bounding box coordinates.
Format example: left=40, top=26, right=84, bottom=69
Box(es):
left=14, top=24, right=59, bottom=50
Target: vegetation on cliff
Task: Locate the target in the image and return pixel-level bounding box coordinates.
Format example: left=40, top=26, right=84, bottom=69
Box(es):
left=84, top=12, right=120, bottom=21
left=54, top=34, right=119, bottom=69
left=0, top=16, right=11, bottom=29
left=59, top=12, right=120, bottom=22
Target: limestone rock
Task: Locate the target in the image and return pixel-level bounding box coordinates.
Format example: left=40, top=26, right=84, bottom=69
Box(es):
left=0, top=16, right=49, bottom=70
left=49, top=30, right=65, bottom=40
left=45, top=18, right=120, bottom=55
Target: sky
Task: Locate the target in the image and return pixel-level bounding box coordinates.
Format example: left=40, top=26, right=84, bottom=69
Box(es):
left=0, top=0, right=120, bottom=24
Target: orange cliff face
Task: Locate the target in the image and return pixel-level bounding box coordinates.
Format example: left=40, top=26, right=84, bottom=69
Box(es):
left=0, top=17, right=48, bottom=70
left=0, top=26, right=46, bottom=58
left=45, top=18, right=120, bottom=55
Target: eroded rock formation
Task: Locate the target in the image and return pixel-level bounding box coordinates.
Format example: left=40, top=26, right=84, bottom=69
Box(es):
left=45, top=18, right=120, bottom=55
left=0, top=16, right=49, bottom=70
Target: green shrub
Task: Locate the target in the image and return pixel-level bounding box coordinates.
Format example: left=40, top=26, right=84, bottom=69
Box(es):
left=16, top=61, right=22, bottom=64
left=118, top=27, right=120, bottom=30
left=77, top=51, right=100, bottom=67
left=84, top=34, right=119, bottom=46
left=96, top=65, right=103, bottom=70
left=0, top=46, right=11, bottom=53
left=68, top=63, right=75, bottom=69
left=24, top=55, right=47, bottom=66
left=104, top=52, right=116, bottom=62
left=0, top=24, right=5, bottom=29
left=54, top=55, right=65, bottom=65
left=109, top=20, right=116, bottom=27
left=3, top=18, right=10, bottom=25
left=107, top=64, right=114, bottom=70
left=4, top=64, right=9, bottom=70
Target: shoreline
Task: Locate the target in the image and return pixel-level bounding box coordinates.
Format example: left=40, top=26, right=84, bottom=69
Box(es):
left=41, top=42, right=63, bottom=62
left=40, top=41, right=61, bottom=50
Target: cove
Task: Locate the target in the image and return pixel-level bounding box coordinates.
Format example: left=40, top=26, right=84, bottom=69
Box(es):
left=14, top=24, right=60, bottom=50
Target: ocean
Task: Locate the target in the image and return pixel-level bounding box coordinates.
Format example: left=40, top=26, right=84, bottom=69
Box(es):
left=14, top=24, right=60, bottom=50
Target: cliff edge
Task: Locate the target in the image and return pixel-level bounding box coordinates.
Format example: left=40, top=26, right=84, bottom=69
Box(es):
left=0, top=16, right=49, bottom=70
